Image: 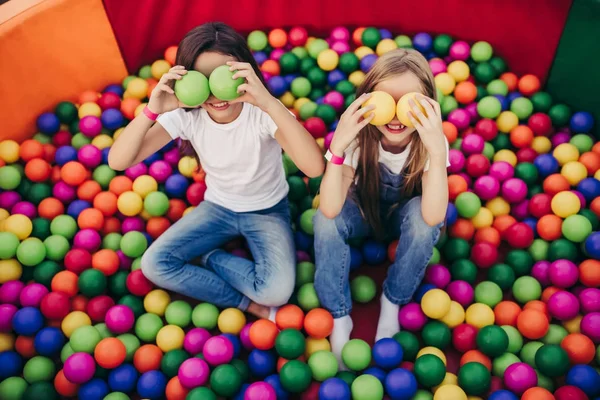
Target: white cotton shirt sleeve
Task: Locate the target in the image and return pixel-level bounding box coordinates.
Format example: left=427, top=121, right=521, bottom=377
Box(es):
left=157, top=108, right=193, bottom=140
left=424, top=136, right=451, bottom=172
left=259, top=101, right=297, bottom=138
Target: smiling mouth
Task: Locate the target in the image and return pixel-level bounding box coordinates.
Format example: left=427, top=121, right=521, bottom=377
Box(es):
left=206, top=101, right=230, bottom=111
left=385, top=122, right=407, bottom=134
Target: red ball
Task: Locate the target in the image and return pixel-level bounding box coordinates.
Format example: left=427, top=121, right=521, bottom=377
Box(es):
left=475, top=119, right=498, bottom=141
left=465, top=154, right=490, bottom=178
left=505, top=222, right=534, bottom=249
left=528, top=113, right=553, bottom=136
left=186, top=182, right=206, bottom=206
left=64, top=248, right=93, bottom=274
left=40, top=291, right=71, bottom=320
left=399, top=361, right=414, bottom=372
left=304, top=117, right=327, bottom=139
left=470, top=242, right=498, bottom=268
left=528, top=193, right=552, bottom=218
left=554, top=385, right=589, bottom=400
left=516, top=148, right=538, bottom=163
left=288, top=26, right=308, bottom=47
left=452, top=323, right=478, bottom=353
left=86, top=295, right=116, bottom=322
left=126, top=270, right=154, bottom=296
left=300, top=381, right=320, bottom=400
left=53, top=131, right=72, bottom=147
left=97, top=92, right=121, bottom=110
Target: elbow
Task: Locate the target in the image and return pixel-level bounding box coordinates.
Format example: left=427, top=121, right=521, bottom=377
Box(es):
left=107, top=151, right=126, bottom=171
left=423, top=214, right=444, bottom=227
left=304, top=158, right=326, bottom=178
left=319, top=204, right=341, bottom=220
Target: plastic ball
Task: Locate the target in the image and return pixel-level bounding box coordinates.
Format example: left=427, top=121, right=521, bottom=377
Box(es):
left=413, top=354, right=446, bottom=388
left=421, top=289, right=451, bottom=319
left=63, top=352, right=96, bottom=384
left=363, top=91, right=396, bottom=126
left=342, top=339, right=371, bottom=371
left=174, top=71, right=210, bottom=106
left=279, top=360, right=312, bottom=393
left=397, top=92, right=427, bottom=128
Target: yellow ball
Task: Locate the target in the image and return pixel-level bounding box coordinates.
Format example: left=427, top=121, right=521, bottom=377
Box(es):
left=471, top=207, right=493, bottom=228
left=468, top=397, right=483, bottom=400
left=183, top=206, right=195, bottom=216
left=78, top=102, right=102, bottom=118
left=91, top=134, right=114, bottom=150
left=0, top=140, right=20, bottom=163
left=113, top=128, right=125, bottom=141
left=439, top=301, right=465, bottom=329
left=433, top=372, right=458, bottom=392
left=376, top=39, right=398, bottom=56
left=349, top=71, right=365, bottom=87
left=218, top=308, right=246, bottom=334
left=563, top=315, right=582, bottom=334
left=532, top=136, right=552, bottom=154
left=144, top=289, right=171, bottom=316
left=294, top=97, right=310, bottom=112
left=317, top=49, right=339, bottom=71
left=553, top=143, right=580, bottom=166
left=561, top=161, right=587, bottom=185
left=280, top=92, right=295, bottom=108
left=421, top=289, right=451, bottom=319
left=496, top=111, right=518, bottom=133
left=312, top=194, right=320, bottom=209
left=117, top=191, right=143, bottom=217
left=3, top=214, right=32, bottom=240
left=355, top=46, right=374, bottom=59
left=0, top=259, right=22, bottom=283
left=134, top=103, right=147, bottom=118
left=363, top=91, right=396, bottom=126
left=0, top=208, right=9, bottom=222
left=465, top=303, right=495, bottom=329
left=132, top=175, right=158, bottom=199
left=315, top=138, right=325, bottom=151
left=62, top=311, right=92, bottom=338
left=551, top=191, right=581, bottom=218
left=596, top=169, right=600, bottom=181
left=397, top=92, right=427, bottom=128
left=156, top=325, right=185, bottom=352
left=417, top=347, right=447, bottom=365
left=140, top=210, right=153, bottom=221
left=447, top=61, right=470, bottom=83
left=435, top=73, right=456, bottom=96
left=0, top=333, right=15, bottom=352
left=151, top=59, right=172, bottom=80
left=178, top=156, right=198, bottom=177
left=486, top=197, right=510, bottom=216
left=127, top=78, right=150, bottom=100
left=493, top=149, right=517, bottom=166
left=434, top=385, right=467, bottom=400
left=305, top=337, right=331, bottom=358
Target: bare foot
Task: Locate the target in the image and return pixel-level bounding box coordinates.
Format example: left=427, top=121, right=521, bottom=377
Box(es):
left=246, top=302, right=270, bottom=319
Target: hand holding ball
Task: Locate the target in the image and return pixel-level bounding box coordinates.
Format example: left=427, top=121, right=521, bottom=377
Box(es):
left=397, top=92, right=428, bottom=128
left=209, top=65, right=245, bottom=101
left=361, top=91, right=396, bottom=126
left=174, top=71, right=210, bottom=107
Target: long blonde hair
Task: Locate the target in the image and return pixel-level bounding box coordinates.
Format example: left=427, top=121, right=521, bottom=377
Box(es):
left=354, top=49, right=436, bottom=237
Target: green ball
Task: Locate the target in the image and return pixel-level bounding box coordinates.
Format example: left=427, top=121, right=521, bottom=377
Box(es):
left=440, top=95, right=458, bottom=116
left=68, top=120, right=80, bottom=134
left=120, top=231, right=147, bottom=258
left=23, top=356, right=55, bottom=383
left=477, top=325, right=509, bottom=357
left=78, top=269, right=107, bottom=297
left=93, top=165, right=116, bottom=188
left=492, top=352, right=520, bottom=377
left=300, top=209, right=316, bottom=235
left=187, top=387, right=217, bottom=400
left=351, top=374, right=384, bottom=400
left=501, top=325, right=524, bottom=354
left=72, top=133, right=92, bottom=149
left=515, top=162, right=538, bottom=186
left=394, top=35, right=412, bottom=48
left=529, top=239, right=549, bottom=261
left=394, top=331, right=419, bottom=361
left=33, top=260, right=61, bottom=288
left=296, top=261, right=315, bottom=287
left=444, top=239, right=471, bottom=263
left=0, top=166, right=21, bottom=190
left=520, top=341, right=543, bottom=367
left=291, top=77, right=312, bottom=98
left=562, top=214, right=592, bottom=242
left=487, top=80, right=508, bottom=96
left=307, top=67, right=328, bottom=88
left=490, top=56, right=507, bottom=74
left=412, top=390, right=434, bottom=400
left=107, top=270, right=127, bottom=298
left=487, top=263, right=515, bottom=290
left=528, top=184, right=543, bottom=197
left=491, top=132, right=510, bottom=151
left=316, top=104, right=337, bottom=125
left=117, top=333, right=140, bottom=362
left=531, top=92, right=553, bottom=112
left=165, top=300, right=192, bottom=328
left=247, top=30, right=268, bottom=51
left=335, top=80, right=356, bottom=97
left=31, top=217, right=51, bottom=240
left=23, top=381, right=58, bottom=400
left=95, top=323, right=113, bottom=339
left=43, top=235, right=70, bottom=261
left=535, top=344, right=570, bottom=377
left=70, top=325, right=102, bottom=353
left=548, top=239, right=578, bottom=261
left=280, top=360, right=312, bottom=393
left=361, top=27, right=381, bottom=49
left=308, top=350, right=338, bottom=381
left=433, top=34, right=453, bottom=56
left=50, top=215, right=77, bottom=239
left=210, top=364, right=242, bottom=397
left=287, top=175, right=308, bottom=201
left=471, top=41, right=493, bottom=62
left=429, top=247, right=441, bottom=266
left=308, top=176, right=322, bottom=196
left=28, top=183, right=52, bottom=205
left=299, top=101, right=318, bottom=120
left=477, top=96, right=502, bottom=119
left=450, top=259, right=477, bottom=283
left=173, top=70, right=210, bottom=107
left=118, top=295, right=144, bottom=318
left=139, top=65, right=152, bottom=79
left=548, top=103, right=571, bottom=126
left=0, top=377, right=28, bottom=400
left=454, top=192, right=481, bottom=218
left=209, top=65, right=244, bottom=101
left=0, top=231, right=20, bottom=259
left=512, top=276, right=542, bottom=304
left=282, top=153, right=299, bottom=177
left=104, top=392, right=130, bottom=400
left=297, top=283, right=320, bottom=311
left=570, top=134, right=594, bottom=153
left=339, top=53, right=359, bottom=74
left=102, top=233, right=122, bottom=251
left=230, top=358, right=250, bottom=382
left=336, top=371, right=357, bottom=386
left=421, top=321, right=451, bottom=350
left=458, top=362, right=491, bottom=395
left=191, top=303, right=219, bottom=330
left=536, top=370, right=555, bottom=392
left=344, top=94, right=357, bottom=108
left=60, top=343, right=75, bottom=363
left=17, top=237, right=46, bottom=266
left=275, top=329, right=306, bottom=359
left=350, top=275, right=377, bottom=303
left=135, top=313, right=164, bottom=342
left=413, top=354, right=446, bottom=387
left=279, top=52, right=300, bottom=74
left=474, top=281, right=503, bottom=307
left=300, top=57, right=317, bottom=75
left=55, top=101, right=78, bottom=124
left=473, top=62, right=496, bottom=84
left=161, top=349, right=189, bottom=378
left=542, top=324, right=568, bottom=345
left=505, top=249, right=534, bottom=276
left=307, top=39, right=329, bottom=59
left=342, top=339, right=371, bottom=371
left=144, top=191, right=169, bottom=216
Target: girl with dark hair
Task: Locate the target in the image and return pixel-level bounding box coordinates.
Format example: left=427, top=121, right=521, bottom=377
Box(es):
left=109, top=22, right=324, bottom=319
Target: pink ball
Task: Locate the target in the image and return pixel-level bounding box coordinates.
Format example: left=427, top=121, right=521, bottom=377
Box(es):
left=0, top=304, right=18, bottom=332
left=203, top=336, right=234, bottom=366
left=63, top=352, right=96, bottom=384
left=73, top=228, right=102, bottom=252
left=19, top=283, right=49, bottom=307
left=125, top=162, right=148, bottom=180
left=53, top=181, right=77, bottom=203
left=461, top=134, right=485, bottom=155
left=148, top=160, right=172, bottom=183
left=457, top=173, right=472, bottom=187
left=503, top=362, right=537, bottom=395
left=0, top=191, right=21, bottom=210
left=551, top=132, right=571, bottom=148
left=580, top=312, right=600, bottom=343
left=245, top=381, right=277, bottom=400
left=425, top=264, right=451, bottom=289
left=79, top=116, right=102, bottom=138
left=548, top=260, right=579, bottom=288
left=398, top=302, right=427, bottom=332
left=230, top=248, right=249, bottom=259
left=270, top=49, right=285, bottom=61
left=296, top=251, right=311, bottom=263
left=184, top=328, right=212, bottom=354
left=446, top=280, right=474, bottom=307
left=449, top=41, right=471, bottom=61
left=489, top=161, right=514, bottom=182
left=331, top=40, right=351, bottom=55
left=163, top=148, right=180, bottom=166
left=465, top=102, right=480, bottom=123
left=531, top=261, right=551, bottom=286
left=473, top=175, right=500, bottom=200
left=324, top=132, right=334, bottom=150
left=323, top=91, right=345, bottom=112
left=331, top=26, right=350, bottom=42
left=240, top=323, right=255, bottom=351
left=429, top=58, right=447, bottom=76
left=105, top=305, right=135, bottom=334
left=501, top=178, right=527, bottom=203
left=11, top=201, right=37, bottom=219
left=0, top=280, right=24, bottom=304
left=511, top=200, right=530, bottom=220
left=178, top=358, right=210, bottom=388
left=121, top=217, right=145, bottom=233
left=78, top=145, right=102, bottom=168
left=547, top=291, right=580, bottom=321
left=448, top=149, right=466, bottom=174
left=579, top=288, right=600, bottom=313
left=447, top=109, right=470, bottom=130
left=262, top=72, right=272, bottom=81
left=116, top=250, right=132, bottom=270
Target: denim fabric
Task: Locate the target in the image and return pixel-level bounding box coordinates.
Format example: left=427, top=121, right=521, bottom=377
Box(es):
left=141, top=198, right=295, bottom=310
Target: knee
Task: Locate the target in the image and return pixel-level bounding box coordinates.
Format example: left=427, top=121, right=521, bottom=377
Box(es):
left=313, top=210, right=345, bottom=240
left=403, top=197, right=441, bottom=240
left=254, top=276, right=294, bottom=307
left=140, top=244, right=166, bottom=284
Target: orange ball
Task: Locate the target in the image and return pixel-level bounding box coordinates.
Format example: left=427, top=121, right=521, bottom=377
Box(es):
left=249, top=319, right=279, bottom=350
left=500, top=72, right=518, bottom=91
left=524, top=300, right=551, bottom=321
left=134, top=344, right=163, bottom=373
left=15, top=335, right=36, bottom=358
left=448, top=175, right=468, bottom=201
left=77, top=180, right=102, bottom=202
left=43, top=143, right=57, bottom=163
left=103, top=217, right=122, bottom=235
left=167, top=199, right=187, bottom=222
left=494, top=301, right=521, bottom=326
left=474, top=227, right=501, bottom=247
left=579, top=259, right=600, bottom=287
left=61, top=161, right=88, bottom=186
left=166, top=376, right=189, bottom=400
left=121, top=98, right=142, bottom=120
left=92, top=249, right=120, bottom=276
left=561, top=333, right=596, bottom=364
left=95, top=337, right=127, bottom=368
left=25, top=158, right=52, bottom=182
left=442, top=121, right=458, bottom=144
left=268, top=28, right=287, bottom=48
left=51, top=165, right=62, bottom=183
left=492, top=215, right=517, bottom=238
left=164, top=46, right=178, bottom=65
left=449, top=218, right=475, bottom=241
left=521, top=387, right=554, bottom=400
left=304, top=308, right=334, bottom=339
left=536, top=215, right=562, bottom=241
left=517, top=309, right=549, bottom=339
left=518, top=74, right=541, bottom=96
left=543, top=174, right=570, bottom=196
left=77, top=208, right=104, bottom=230
left=93, top=191, right=118, bottom=217
left=459, top=350, right=491, bottom=371
left=454, top=81, right=477, bottom=104
left=147, top=78, right=159, bottom=98
left=261, top=59, right=280, bottom=76
left=38, top=198, right=65, bottom=220
left=109, top=175, right=133, bottom=195
left=275, top=304, right=305, bottom=330
left=55, top=369, right=79, bottom=397
left=541, top=287, right=562, bottom=304
left=147, top=217, right=171, bottom=239
left=509, top=126, right=534, bottom=148
left=353, top=27, right=366, bottom=46
left=579, top=151, right=600, bottom=175
left=19, top=139, right=44, bottom=162
left=51, top=270, right=79, bottom=297
left=590, top=197, right=600, bottom=219
left=79, top=90, right=100, bottom=104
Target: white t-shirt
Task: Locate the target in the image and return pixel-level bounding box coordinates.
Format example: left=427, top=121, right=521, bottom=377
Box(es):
left=158, top=103, right=288, bottom=212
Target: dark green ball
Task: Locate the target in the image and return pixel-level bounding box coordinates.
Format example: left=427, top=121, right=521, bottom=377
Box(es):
left=450, top=259, right=477, bottom=283
left=17, top=178, right=32, bottom=197
left=30, top=218, right=51, bottom=241
left=187, top=387, right=217, bottom=400
left=308, top=176, right=322, bottom=195
left=361, top=27, right=381, bottom=49
left=548, top=239, right=578, bottom=261
left=421, top=321, right=451, bottom=350
left=477, top=325, right=509, bottom=357
left=55, top=101, right=78, bottom=124
left=528, top=184, right=543, bottom=197
left=69, top=120, right=80, bottom=134
left=336, top=371, right=357, bottom=386
left=514, top=163, right=539, bottom=186
left=344, top=94, right=356, bottom=108
left=279, top=52, right=300, bottom=74
left=490, top=133, right=510, bottom=151
left=78, top=269, right=107, bottom=297
left=535, top=344, right=570, bottom=378
left=23, top=381, right=58, bottom=400
left=109, top=271, right=129, bottom=298
left=287, top=176, right=308, bottom=201
left=476, top=86, right=488, bottom=102
left=548, top=104, right=571, bottom=127
left=161, top=349, right=189, bottom=378
left=443, top=238, right=470, bottom=263
left=27, top=183, right=52, bottom=205
left=307, top=67, right=328, bottom=88
left=505, top=249, right=533, bottom=276
left=433, top=34, right=453, bottom=56
left=289, top=202, right=299, bottom=222
left=210, top=364, right=242, bottom=397
left=458, top=362, right=491, bottom=395
left=487, top=263, right=516, bottom=290
left=315, top=104, right=337, bottom=125
left=275, top=329, right=306, bottom=359
left=531, top=92, right=553, bottom=112
left=339, top=53, right=359, bottom=74
left=298, top=195, right=314, bottom=213
left=300, top=58, right=317, bottom=75
left=579, top=209, right=599, bottom=231
left=279, top=360, right=312, bottom=393
left=489, top=56, right=507, bottom=74
left=335, top=80, right=355, bottom=97
left=474, top=62, right=496, bottom=84
left=309, top=88, right=326, bottom=101
left=413, top=354, right=446, bottom=388
left=33, top=260, right=62, bottom=288
left=118, top=295, right=144, bottom=318
left=230, top=359, right=250, bottom=382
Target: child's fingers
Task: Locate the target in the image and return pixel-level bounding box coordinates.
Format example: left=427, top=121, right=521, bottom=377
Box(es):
left=358, top=112, right=375, bottom=129
left=344, top=93, right=372, bottom=116
left=409, top=100, right=429, bottom=127
left=418, top=97, right=436, bottom=121
left=354, top=104, right=376, bottom=120
left=157, top=84, right=174, bottom=94
left=232, top=70, right=251, bottom=80
left=227, top=61, right=252, bottom=71
left=408, top=111, right=423, bottom=129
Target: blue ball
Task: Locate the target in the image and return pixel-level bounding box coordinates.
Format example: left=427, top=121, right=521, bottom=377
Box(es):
left=104, top=84, right=125, bottom=97
left=446, top=203, right=458, bottom=225
left=265, top=374, right=289, bottom=400
left=254, top=51, right=268, bottom=66
left=412, top=33, right=433, bottom=53
left=160, top=140, right=175, bottom=152
left=267, top=76, right=288, bottom=97
left=108, top=363, right=138, bottom=393
left=570, top=111, right=594, bottom=133
left=55, top=146, right=78, bottom=166
left=101, top=109, right=125, bottom=130
left=523, top=218, right=538, bottom=238
left=507, top=92, right=522, bottom=103
left=34, top=327, right=66, bottom=357
left=360, top=54, right=378, bottom=73
left=488, top=390, right=519, bottom=400
left=37, top=112, right=61, bottom=135
left=533, top=154, right=559, bottom=177
left=577, top=178, right=600, bottom=202
left=101, top=147, right=111, bottom=164
left=319, top=377, right=351, bottom=400
left=362, top=240, right=387, bottom=265
left=350, top=247, right=363, bottom=271
left=164, top=174, right=189, bottom=198
left=78, top=378, right=109, bottom=400
left=493, top=94, right=509, bottom=111
left=67, top=200, right=91, bottom=218
left=12, top=307, right=44, bottom=336
left=233, top=383, right=250, bottom=400
left=316, top=97, right=325, bottom=105
left=144, top=152, right=162, bottom=165
left=221, top=334, right=241, bottom=358
left=384, top=368, right=417, bottom=400
left=328, top=70, right=347, bottom=87
left=330, top=119, right=339, bottom=131
left=414, top=283, right=436, bottom=302
left=585, top=232, right=600, bottom=259
left=284, top=74, right=299, bottom=86
left=143, top=232, right=153, bottom=247
left=248, top=349, right=276, bottom=378
left=294, top=231, right=314, bottom=252
left=566, top=364, right=600, bottom=397
left=364, top=366, right=387, bottom=383
left=379, top=29, right=393, bottom=40
left=373, top=338, right=404, bottom=370
left=137, top=370, right=167, bottom=399
left=0, top=351, right=23, bottom=379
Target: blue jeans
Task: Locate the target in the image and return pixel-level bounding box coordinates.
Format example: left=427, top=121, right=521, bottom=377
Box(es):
left=141, top=198, right=295, bottom=310
left=313, top=196, right=441, bottom=318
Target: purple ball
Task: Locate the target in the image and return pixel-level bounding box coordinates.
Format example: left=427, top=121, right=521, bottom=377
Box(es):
left=203, top=336, right=234, bottom=366
left=398, top=303, right=427, bottom=332
left=511, top=200, right=530, bottom=221
left=425, top=264, right=451, bottom=289
left=240, top=323, right=255, bottom=351
left=331, top=26, right=350, bottom=42
left=19, top=283, right=49, bottom=308
left=245, top=381, right=277, bottom=400
left=473, top=175, right=500, bottom=200
left=296, top=251, right=311, bottom=263
left=184, top=328, right=212, bottom=354
left=501, top=178, right=527, bottom=203
left=323, top=91, right=345, bottom=112
left=148, top=161, right=172, bottom=183
left=78, top=145, right=102, bottom=168
left=503, top=362, right=537, bottom=395
left=79, top=116, right=102, bottom=138
left=105, top=305, right=135, bottom=334
left=551, top=132, right=571, bottom=148
left=53, top=181, right=77, bottom=203
left=461, top=134, right=485, bottom=155
left=429, top=58, right=447, bottom=76
left=73, top=228, right=102, bottom=252
left=0, top=304, right=18, bottom=332
left=489, top=161, right=515, bottom=182
left=125, top=163, right=148, bottom=180
left=11, top=201, right=37, bottom=219
left=579, top=288, right=600, bottom=313
left=360, top=54, right=378, bottom=73
left=449, top=41, right=470, bottom=61
left=121, top=217, right=145, bottom=233
left=0, top=191, right=21, bottom=210
left=447, top=109, right=470, bottom=130
left=178, top=358, right=210, bottom=389
left=230, top=248, right=249, bottom=259
left=116, top=250, right=132, bottom=270
left=446, top=280, right=474, bottom=307
left=547, top=291, right=580, bottom=321
left=531, top=261, right=551, bottom=286
left=548, top=260, right=579, bottom=288
left=0, top=280, right=24, bottom=304
left=580, top=312, right=600, bottom=343
left=571, top=190, right=587, bottom=209
left=457, top=173, right=472, bottom=187
left=163, top=148, right=180, bottom=166
left=331, top=40, right=350, bottom=55
left=412, top=33, right=432, bottom=53
left=448, top=149, right=465, bottom=174
left=64, top=352, right=96, bottom=384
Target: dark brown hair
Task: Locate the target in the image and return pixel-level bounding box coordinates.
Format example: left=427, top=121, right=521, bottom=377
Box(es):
left=175, top=22, right=265, bottom=167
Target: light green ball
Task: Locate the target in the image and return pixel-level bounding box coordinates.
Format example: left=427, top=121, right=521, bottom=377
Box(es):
left=300, top=208, right=316, bottom=235
left=16, top=237, right=46, bottom=266
left=471, top=41, right=493, bottom=62
left=487, top=80, right=508, bottom=96
left=492, top=352, right=520, bottom=377
left=0, top=166, right=22, bottom=190
left=174, top=70, right=210, bottom=107
left=23, top=356, right=55, bottom=383
left=43, top=235, right=70, bottom=261
left=510, top=97, right=534, bottom=120
left=455, top=192, right=481, bottom=218
left=208, top=65, right=244, bottom=101
left=50, top=215, right=77, bottom=239
left=562, top=214, right=592, bottom=243
left=135, top=313, right=163, bottom=342
left=117, top=333, right=140, bottom=362
left=529, top=239, right=549, bottom=262
left=103, top=393, right=131, bottom=400
left=247, top=30, right=268, bottom=51
left=570, top=134, right=594, bottom=153
left=165, top=300, right=192, bottom=328
left=0, top=377, right=28, bottom=400
left=120, top=231, right=148, bottom=258
left=297, top=283, right=320, bottom=311
left=144, top=191, right=170, bottom=216
left=351, top=374, right=384, bottom=400
left=501, top=325, right=524, bottom=354
left=512, top=276, right=542, bottom=304
left=351, top=275, right=377, bottom=303
left=93, top=165, right=116, bottom=189
left=474, top=281, right=503, bottom=307
left=520, top=341, right=544, bottom=368
left=60, top=343, right=75, bottom=363
left=542, top=324, right=568, bottom=345
left=307, top=38, right=329, bottom=59
left=291, top=77, right=312, bottom=98
left=192, top=303, right=219, bottom=329
left=395, top=35, right=413, bottom=48
left=342, top=339, right=371, bottom=371
left=296, top=261, right=315, bottom=287
left=477, top=96, right=502, bottom=119
left=70, top=325, right=102, bottom=353
left=0, top=232, right=20, bottom=260
left=308, top=350, right=338, bottom=381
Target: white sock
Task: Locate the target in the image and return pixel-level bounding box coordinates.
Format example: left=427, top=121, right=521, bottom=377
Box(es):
left=330, top=316, right=353, bottom=371
left=375, top=294, right=400, bottom=342
left=268, top=307, right=278, bottom=323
